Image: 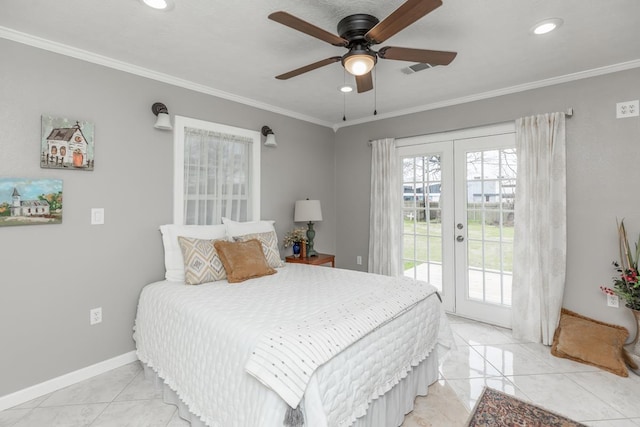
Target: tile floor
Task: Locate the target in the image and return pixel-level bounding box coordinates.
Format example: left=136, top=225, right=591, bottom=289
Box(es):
left=2, top=315, right=639, bottom=426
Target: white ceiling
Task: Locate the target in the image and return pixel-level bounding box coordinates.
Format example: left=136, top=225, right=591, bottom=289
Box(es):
left=1, top=0, right=639, bottom=128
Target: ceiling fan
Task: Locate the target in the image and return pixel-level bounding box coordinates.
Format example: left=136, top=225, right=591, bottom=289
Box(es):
left=269, top=0, right=457, bottom=93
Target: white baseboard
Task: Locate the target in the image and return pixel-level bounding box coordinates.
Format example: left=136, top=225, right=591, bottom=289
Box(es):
left=0, top=351, right=138, bottom=412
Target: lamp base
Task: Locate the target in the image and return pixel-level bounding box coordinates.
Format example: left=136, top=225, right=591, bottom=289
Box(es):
left=306, top=222, right=318, bottom=257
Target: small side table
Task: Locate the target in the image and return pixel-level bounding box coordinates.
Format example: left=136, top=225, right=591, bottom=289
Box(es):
left=285, top=253, right=335, bottom=268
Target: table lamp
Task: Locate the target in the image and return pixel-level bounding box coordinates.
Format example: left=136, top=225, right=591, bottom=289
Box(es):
left=294, top=199, right=322, bottom=257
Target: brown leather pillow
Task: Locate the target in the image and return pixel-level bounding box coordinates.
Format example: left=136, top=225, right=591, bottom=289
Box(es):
left=551, top=308, right=629, bottom=377
left=214, top=239, right=277, bottom=283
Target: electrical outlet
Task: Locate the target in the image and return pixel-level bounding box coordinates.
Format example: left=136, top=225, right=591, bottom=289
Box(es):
left=356, top=256, right=362, bottom=265
left=616, top=100, right=639, bottom=119
left=90, top=307, right=102, bottom=325
left=607, top=294, right=619, bottom=308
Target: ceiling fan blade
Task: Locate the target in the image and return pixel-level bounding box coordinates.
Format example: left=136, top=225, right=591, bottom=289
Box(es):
left=365, top=0, right=442, bottom=44
left=275, top=56, right=342, bottom=80
left=355, top=72, right=373, bottom=93
left=378, top=46, right=457, bottom=65
left=269, top=11, right=348, bottom=47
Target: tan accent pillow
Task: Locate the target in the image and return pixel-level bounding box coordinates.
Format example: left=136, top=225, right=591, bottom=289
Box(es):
left=214, top=239, right=277, bottom=283
left=177, top=237, right=227, bottom=285
left=233, top=231, right=285, bottom=269
left=551, top=308, right=629, bottom=377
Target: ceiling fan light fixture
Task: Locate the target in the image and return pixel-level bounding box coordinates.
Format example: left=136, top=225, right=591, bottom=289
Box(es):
left=532, top=18, right=563, bottom=35
left=342, top=51, right=376, bottom=76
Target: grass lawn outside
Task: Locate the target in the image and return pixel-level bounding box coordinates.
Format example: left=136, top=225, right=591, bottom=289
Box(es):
left=403, top=218, right=514, bottom=272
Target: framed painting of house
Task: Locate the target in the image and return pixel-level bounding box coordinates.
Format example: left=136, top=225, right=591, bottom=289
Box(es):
left=0, top=178, right=63, bottom=227
left=41, top=115, right=95, bottom=171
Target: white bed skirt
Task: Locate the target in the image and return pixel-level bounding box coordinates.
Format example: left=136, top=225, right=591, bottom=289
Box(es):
left=143, top=347, right=439, bottom=427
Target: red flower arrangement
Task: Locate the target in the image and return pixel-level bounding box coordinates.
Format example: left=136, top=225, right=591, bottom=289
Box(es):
left=600, top=220, right=640, bottom=311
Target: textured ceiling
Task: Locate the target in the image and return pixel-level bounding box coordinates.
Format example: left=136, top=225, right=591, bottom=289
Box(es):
left=1, top=0, right=639, bottom=128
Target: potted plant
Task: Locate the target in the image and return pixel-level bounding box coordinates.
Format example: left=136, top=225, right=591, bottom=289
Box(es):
left=283, top=228, right=308, bottom=258
left=600, top=219, right=640, bottom=371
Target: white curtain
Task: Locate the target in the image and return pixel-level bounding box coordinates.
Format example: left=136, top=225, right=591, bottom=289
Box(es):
left=368, top=138, right=402, bottom=276
left=183, top=128, right=252, bottom=225
left=512, top=112, right=567, bottom=345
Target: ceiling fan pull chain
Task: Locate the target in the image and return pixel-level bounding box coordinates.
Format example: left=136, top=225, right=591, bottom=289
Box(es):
left=343, top=70, right=347, bottom=121
left=374, top=69, right=378, bottom=116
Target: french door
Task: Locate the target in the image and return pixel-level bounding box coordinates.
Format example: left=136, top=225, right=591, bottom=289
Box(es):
left=398, top=123, right=515, bottom=327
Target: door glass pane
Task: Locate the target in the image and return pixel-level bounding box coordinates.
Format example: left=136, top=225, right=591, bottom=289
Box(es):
left=464, top=148, right=515, bottom=306
left=402, top=154, right=443, bottom=292
left=483, top=150, right=500, bottom=179
left=467, top=239, right=483, bottom=270
left=501, top=149, right=517, bottom=178
left=467, top=210, right=483, bottom=240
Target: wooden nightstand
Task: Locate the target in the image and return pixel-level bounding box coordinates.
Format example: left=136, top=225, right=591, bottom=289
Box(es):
left=285, top=253, right=335, bottom=268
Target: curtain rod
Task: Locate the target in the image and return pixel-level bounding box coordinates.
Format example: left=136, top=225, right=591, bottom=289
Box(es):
left=367, top=108, right=574, bottom=145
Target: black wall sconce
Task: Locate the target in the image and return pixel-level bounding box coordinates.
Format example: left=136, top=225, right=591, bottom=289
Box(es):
left=152, top=102, right=172, bottom=130
left=261, top=126, right=277, bottom=147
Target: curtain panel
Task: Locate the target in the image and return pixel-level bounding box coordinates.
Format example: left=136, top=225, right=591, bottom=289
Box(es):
left=368, top=138, right=402, bottom=277
left=183, top=128, right=252, bottom=225
left=512, top=112, right=567, bottom=345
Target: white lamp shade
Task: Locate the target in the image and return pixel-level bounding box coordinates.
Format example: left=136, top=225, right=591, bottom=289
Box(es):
left=154, top=112, right=172, bottom=130
left=343, top=54, right=375, bottom=76
left=294, top=199, right=322, bottom=222
left=264, top=133, right=277, bottom=147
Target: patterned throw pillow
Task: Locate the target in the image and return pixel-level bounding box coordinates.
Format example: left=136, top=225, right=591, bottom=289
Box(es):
left=233, top=231, right=285, bottom=268
left=177, top=237, right=227, bottom=285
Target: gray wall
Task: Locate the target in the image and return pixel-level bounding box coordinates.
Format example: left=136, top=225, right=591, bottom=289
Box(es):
left=335, top=67, right=640, bottom=333
left=2, top=33, right=639, bottom=398
left=0, top=38, right=335, bottom=397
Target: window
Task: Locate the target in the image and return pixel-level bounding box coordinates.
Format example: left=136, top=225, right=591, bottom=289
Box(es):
left=173, top=116, right=260, bottom=225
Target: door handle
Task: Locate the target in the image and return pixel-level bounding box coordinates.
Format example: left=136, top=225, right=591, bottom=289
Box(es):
left=456, top=235, right=464, bottom=242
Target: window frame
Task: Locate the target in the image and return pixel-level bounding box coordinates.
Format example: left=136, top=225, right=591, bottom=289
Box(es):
left=173, top=116, right=261, bottom=224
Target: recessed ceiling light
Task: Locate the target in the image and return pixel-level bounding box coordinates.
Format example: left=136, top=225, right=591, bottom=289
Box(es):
left=532, top=18, right=563, bottom=35
left=338, top=85, right=353, bottom=93
left=141, top=0, right=174, bottom=11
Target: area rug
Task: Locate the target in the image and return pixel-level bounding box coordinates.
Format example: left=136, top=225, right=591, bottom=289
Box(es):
left=466, top=387, right=587, bottom=427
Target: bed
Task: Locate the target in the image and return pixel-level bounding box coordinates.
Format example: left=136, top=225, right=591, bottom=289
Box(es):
left=133, top=222, right=453, bottom=427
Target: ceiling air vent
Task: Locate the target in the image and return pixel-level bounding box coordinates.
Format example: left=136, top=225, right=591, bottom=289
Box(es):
left=401, top=63, right=433, bottom=75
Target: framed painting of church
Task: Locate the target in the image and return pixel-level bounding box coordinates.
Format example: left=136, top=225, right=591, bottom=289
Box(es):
left=0, top=178, right=63, bottom=227
left=41, top=115, right=95, bottom=171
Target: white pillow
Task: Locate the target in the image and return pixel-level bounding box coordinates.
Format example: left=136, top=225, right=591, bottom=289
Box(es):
left=222, top=217, right=276, bottom=237
left=160, top=224, right=227, bottom=282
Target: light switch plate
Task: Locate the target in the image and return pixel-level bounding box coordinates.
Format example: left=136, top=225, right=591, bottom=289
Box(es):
left=91, top=208, right=104, bottom=225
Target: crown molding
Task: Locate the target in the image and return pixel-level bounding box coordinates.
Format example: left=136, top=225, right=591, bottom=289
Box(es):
left=0, top=26, right=333, bottom=129
left=332, top=58, right=640, bottom=131
left=2, top=25, right=639, bottom=132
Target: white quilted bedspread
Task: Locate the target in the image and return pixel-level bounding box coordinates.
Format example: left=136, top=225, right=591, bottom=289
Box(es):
left=134, top=264, right=447, bottom=427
